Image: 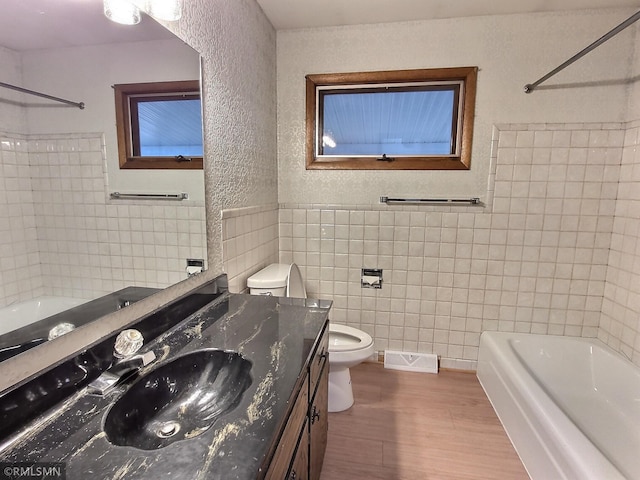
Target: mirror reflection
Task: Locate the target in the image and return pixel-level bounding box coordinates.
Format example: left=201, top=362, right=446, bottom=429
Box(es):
left=0, top=0, right=206, bottom=361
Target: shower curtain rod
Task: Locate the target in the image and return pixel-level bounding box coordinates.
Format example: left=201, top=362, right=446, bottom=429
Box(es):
left=0, top=81, right=85, bottom=109
left=524, top=9, right=640, bottom=94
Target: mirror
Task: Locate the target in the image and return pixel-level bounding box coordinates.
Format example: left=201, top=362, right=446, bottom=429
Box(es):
left=0, top=0, right=205, bottom=362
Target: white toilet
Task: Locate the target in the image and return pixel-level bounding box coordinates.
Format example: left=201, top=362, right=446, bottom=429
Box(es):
left=247, top=263, right=374, bottom=412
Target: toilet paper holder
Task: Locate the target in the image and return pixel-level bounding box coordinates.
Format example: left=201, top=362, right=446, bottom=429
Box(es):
left=186, top=258, right=205, bottom=277
left=361, top=268, right=383, bottom=289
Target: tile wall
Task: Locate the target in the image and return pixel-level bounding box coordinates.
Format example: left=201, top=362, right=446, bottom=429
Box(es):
left=279, top=122, right=624, bottom=369
left=600, top=121, right=640, bottom=364
left=0, top=134, right=43, bottom=302
left=0, top=132, right=206, bottom=306
left=221, top=204, right=279, bottom=293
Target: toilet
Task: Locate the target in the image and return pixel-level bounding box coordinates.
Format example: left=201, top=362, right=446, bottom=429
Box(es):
left=247, top=263, right=374, bottom=412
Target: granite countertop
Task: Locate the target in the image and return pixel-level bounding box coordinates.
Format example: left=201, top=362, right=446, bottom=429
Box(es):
left=0, top=292, right=331, bottom=479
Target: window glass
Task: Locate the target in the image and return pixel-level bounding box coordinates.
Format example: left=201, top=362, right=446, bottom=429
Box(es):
left=305, top=67, right=477, bottom=170
left=321, top=85, right=457, bottom=156
left=135, top=98, right=203, bottom=156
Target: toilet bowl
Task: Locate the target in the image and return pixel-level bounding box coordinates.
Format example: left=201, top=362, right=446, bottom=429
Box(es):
left=326, top=323, right=374, bottom=412
left=247, top=263, right=374, bottom=412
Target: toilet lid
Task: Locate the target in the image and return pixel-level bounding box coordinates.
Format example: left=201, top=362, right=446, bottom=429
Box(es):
left=246, top=263, right=289, bottom=289
left=329, top=324, right=373, bottom=352
left=286, top=263, right=307, bottom=299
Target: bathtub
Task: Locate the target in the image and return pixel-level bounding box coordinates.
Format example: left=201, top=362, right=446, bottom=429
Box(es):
left=0, top=297, right=86, bottom=336
left=477, top=331, right=639, bottom=480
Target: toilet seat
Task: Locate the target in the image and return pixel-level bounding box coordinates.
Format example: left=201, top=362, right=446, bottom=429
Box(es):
left=286, top=263, right=307, bottom=299
left=329, top=324, right=373, bottom=353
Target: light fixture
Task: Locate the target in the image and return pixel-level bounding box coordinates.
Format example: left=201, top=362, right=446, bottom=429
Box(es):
left=322, top=135, right=337, bottom=148
left=103, top=0, right=141, bottom=25
left=104, top=0, right=182, bottom=25
left=144, top=0, right=182, bottom=21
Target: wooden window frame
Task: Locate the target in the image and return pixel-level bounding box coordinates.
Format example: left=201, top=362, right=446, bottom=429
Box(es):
left=305, top=67, right=478, bottom=170
left=114, top=80, right=203, bottom=170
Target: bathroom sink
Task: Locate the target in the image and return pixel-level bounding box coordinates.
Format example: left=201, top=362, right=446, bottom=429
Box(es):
left=104, top=349, right=252, bottom=450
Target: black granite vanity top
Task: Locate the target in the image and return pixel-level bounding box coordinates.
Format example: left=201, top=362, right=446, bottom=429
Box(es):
left=0, top=287, right=331, bottom=480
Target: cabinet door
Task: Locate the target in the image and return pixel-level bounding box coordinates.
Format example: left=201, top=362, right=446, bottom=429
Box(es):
left=287, top=420, right=309, bottom=480
left=309, top=363, right=328, bottom=480
left=265, top=378, right=309, bottom=479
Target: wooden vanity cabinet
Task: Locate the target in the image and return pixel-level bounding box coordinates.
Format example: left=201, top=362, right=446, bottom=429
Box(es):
left=265, top=377, right=309, bottom=479
left=308, top=326, right=328, bottom=480
left=288, top=422, right=309, bottom=480
left=264, top=321, right=329, bottom=480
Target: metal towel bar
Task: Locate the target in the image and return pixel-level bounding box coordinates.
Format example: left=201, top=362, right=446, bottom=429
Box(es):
left=380, top=196, right=482, bottom=206
left=110, top=192, right=188, bottom=201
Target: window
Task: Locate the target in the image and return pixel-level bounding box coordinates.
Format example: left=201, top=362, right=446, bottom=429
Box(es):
left=114, top=80, right=203, bottom=170
left=305, top=67, right=477, bottom=170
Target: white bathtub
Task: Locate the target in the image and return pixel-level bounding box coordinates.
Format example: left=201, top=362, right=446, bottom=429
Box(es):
left=0, top=297, right=86, bottom=336
left=477, top=331, right=639, bottom=480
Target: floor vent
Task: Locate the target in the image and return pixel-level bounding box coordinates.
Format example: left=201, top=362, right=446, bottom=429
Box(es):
left=384, top=350, right=438, bottom=374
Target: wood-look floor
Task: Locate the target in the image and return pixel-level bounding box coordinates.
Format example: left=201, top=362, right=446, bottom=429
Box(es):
left=320, top=362, right=529, bottom=480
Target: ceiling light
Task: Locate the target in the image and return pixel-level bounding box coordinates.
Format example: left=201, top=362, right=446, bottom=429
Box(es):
left=322, top=135, right=336, bottom=148
left=103, top=0, right=141, bottom=25
left=144, top=0, right=182, bottom=21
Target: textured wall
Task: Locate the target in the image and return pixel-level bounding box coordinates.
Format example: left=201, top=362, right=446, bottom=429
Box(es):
left=0, top=47, right=26, bottom=133
left=163, top=0, right=278, bottom=274
left=277, top=9, right=635, bottom=206
left=626, top=23, right=640, bottom=119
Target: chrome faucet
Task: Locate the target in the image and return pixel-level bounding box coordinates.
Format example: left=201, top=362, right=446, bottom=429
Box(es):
left=87, top=329, right=156, bottom=395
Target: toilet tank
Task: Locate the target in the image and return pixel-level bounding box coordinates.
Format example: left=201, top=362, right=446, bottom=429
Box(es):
left=246, top=263, right=290, bottom=296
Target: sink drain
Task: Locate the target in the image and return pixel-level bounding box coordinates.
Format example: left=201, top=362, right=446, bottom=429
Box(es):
left=156, top=421, right=181, bottom=438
